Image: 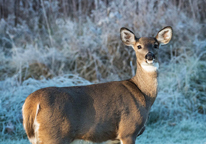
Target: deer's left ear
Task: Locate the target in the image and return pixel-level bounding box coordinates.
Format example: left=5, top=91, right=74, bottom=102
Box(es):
left=120, top=27, right=136, bottom=47
left=155, top=26, right=172, bottom=45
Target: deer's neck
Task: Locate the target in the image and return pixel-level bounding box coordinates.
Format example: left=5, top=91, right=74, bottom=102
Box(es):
left=131, top=61, right=158, bottom=109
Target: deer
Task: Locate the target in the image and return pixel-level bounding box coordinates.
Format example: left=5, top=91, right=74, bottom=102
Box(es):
left=22, top=26, right=172, bottom=144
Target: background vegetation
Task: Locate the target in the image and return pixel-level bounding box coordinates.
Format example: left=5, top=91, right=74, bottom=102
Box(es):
left=0, top=0, right=206, bottom=143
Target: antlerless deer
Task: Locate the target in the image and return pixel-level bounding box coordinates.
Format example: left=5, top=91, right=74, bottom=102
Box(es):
left=22, top=26, right=172, bottom=144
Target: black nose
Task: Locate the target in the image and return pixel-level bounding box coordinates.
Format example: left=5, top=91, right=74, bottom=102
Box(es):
left=145, top=52, right=155, bottom=60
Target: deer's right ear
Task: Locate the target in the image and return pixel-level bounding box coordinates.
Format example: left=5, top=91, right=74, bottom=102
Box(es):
left=155, top=26, right=172, bottom=45
left=120, top=27, right=136, bottom=47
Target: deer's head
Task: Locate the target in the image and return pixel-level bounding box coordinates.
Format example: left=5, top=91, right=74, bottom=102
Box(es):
left=120, top=26, right=172, bottom=72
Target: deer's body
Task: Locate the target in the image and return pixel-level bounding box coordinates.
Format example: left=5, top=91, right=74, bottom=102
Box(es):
left=22, top=26, right=172, bottom=144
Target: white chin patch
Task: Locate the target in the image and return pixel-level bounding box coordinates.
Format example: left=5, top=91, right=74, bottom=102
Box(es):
left=141, top=61, right=159, bottom=72
left=146, top=59, right=153, bottom=64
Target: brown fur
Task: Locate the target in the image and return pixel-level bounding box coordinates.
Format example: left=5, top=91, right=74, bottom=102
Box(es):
left=22, top=26, right=172, bottom=144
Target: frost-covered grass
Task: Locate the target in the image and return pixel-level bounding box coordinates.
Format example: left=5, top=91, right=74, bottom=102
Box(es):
left=137, top=120, right=206, bottom=143
left=0, top=0, right=206, bottom=143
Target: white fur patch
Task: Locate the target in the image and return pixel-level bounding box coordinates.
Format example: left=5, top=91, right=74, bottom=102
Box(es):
left=141, top=62, right=159, bottom=72
left=34, top=103, right=40, bottom=133
left=146, top=59, right=153, bottom=64
left=29, top=103, right=40, bottom=144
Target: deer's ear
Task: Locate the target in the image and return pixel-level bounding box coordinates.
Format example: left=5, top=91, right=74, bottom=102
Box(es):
left=156, top=26, right=172, bottom=45
left=120, top=27, right=136, bottom=47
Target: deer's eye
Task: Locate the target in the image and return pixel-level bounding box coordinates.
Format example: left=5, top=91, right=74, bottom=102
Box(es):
left=154, top=43, right=159, bottom=48
left=137, top=45, right=142, bottom=49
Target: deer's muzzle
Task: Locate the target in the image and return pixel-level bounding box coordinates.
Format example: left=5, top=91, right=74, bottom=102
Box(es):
left=145, top=52, right=155, bottom=61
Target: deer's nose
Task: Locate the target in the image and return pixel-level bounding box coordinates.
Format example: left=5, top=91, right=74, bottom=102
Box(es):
left=145, top=52, right=155, bottom=60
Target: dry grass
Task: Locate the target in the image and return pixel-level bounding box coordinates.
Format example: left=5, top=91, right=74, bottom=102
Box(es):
left=0, top=0, right=206, bottom=143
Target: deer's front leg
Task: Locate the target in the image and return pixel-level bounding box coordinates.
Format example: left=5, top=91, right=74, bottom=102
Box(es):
left=120, top=136, right=136, bottom=144
left=118, top=127, right=139, bottom=144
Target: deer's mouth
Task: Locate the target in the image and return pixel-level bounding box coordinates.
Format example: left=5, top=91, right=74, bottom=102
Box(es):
left=145, top=52, right=156, bottom=65
left=146, top=59, right=154, bottom=65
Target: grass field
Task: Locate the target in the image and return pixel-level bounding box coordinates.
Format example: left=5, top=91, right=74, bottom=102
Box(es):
left=0, top=0, right=206, bottom=143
